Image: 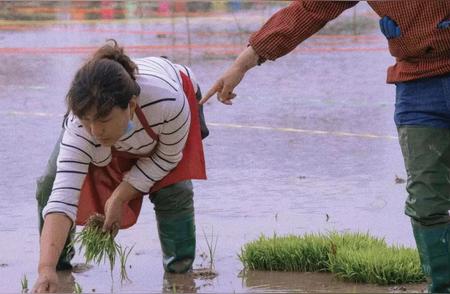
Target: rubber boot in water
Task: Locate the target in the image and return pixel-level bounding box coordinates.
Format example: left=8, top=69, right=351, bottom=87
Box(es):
left=412, top=221, right=450, bottom=293
left=156, top=211, right=196, bottom=273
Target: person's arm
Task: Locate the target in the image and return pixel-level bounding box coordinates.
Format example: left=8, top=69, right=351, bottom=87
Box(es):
left=42, top=116, right=97, bottom=222
left=102, top=180, right=141, bottom=232
left=38, top=214, right=72, bottom=271
left=33, top=117, right=95, bottom=292
left=32, top=213, right=72, bottom=293
left=200, top=0, right=357, bottom=105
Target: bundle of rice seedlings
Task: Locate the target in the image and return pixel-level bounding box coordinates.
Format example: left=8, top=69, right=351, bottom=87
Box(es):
left=70, top=213, right=133, bottom=283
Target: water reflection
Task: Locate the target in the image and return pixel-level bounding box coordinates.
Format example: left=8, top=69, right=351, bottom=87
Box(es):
left=163, top=272, right=198, bottom=293
left=243, top=270, right=426, bottom=293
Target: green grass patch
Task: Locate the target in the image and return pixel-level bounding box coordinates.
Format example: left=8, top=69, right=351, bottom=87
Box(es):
left=239, top=232, right=425, bottom=285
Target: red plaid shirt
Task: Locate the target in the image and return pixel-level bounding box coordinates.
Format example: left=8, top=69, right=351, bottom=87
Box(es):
left=249, top=1, right=450, bottom=83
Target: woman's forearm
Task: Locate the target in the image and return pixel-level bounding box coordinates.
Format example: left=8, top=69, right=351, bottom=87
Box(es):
left=38, top=213, right=72, bottom=272
left=102, top=181, right=142, bottom=232
left=115, top=181, right=142, bottom=203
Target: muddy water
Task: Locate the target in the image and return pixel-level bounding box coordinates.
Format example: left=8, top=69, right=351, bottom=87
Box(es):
left=0, top=1, right=427, bottom=293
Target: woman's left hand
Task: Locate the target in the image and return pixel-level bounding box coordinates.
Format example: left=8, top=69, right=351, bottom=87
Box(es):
left=103, top=195, right=123, bottom=236
left=103, top=181, right=141, bottom=235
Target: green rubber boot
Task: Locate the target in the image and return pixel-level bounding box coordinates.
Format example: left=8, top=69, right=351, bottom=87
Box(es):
left=412, top=221, right=450, bottom=293
left=36, top=131, right=75, bottom=271
left=151, top=180, right=196, bottom=273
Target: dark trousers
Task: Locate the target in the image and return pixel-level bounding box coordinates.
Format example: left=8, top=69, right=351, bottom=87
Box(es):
left=395, top=73, right=450, bottom=293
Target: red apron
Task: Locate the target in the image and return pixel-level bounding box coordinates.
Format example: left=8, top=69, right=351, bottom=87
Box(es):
left=75, top=72, right=207, bottom=228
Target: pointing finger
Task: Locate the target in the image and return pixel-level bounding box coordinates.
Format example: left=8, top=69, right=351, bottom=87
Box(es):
left=199, top=81, right=221, bottom=105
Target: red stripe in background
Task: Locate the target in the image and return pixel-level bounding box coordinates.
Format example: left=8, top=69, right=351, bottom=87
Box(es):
left=0, top=44, right=388, bottom=55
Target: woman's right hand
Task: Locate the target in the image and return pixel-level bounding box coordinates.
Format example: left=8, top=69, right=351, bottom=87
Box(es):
left=32, top=267, right=58, bottom=293
left=34, top=214, right=72, bottom=292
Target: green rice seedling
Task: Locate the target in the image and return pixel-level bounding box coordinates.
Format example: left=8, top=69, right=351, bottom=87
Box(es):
left=20, top=274, right=28, bottom=293
left=73, top=282, right=82, bottom=294
left=330, top=246, right=425, bottom=285
left=327, top=231, right=387, bottom=252
left=70, top=213, right=133, bottom=283
left=326, top=231, right=388, bottom=269
left=240, top=231, right=426, bottom=285
left=202, top=226, right=218, bottom=270
left=117, top=244, right=134, bottom=283
left=239, top=234, right=330, bottom=272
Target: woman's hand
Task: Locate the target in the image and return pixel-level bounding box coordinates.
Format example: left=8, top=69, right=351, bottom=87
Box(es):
left=103, top=194, right=123, bottom=236
left=32, top=266, right=58, bottom=293
left=103, top=181, right=141, bottom=234
left=34, top=214, right=71, bottom=293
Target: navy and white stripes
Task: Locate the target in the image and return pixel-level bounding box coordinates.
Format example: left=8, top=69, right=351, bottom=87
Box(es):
left=43, top=57, right=197, bottom=222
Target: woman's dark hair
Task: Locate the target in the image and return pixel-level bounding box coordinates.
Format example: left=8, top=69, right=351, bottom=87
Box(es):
left=66, top=39, right=140, bottom=119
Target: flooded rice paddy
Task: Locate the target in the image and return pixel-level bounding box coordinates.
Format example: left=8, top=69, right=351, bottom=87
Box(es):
left=0, top=1, right=426, bottom=292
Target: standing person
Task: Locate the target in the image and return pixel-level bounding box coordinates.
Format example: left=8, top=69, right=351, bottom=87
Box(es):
left=200, top=1, right=450, bottom=292
left=33, top=39, right=208, bottom=293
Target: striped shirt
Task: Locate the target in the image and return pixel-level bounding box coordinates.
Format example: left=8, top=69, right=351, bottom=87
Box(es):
left=43, top=57, right=197, bottom=223
left=249, top=0, right=450, bottom=83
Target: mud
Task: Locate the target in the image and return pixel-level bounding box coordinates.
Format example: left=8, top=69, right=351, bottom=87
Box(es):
left=0, top=1, right=426, bottom=293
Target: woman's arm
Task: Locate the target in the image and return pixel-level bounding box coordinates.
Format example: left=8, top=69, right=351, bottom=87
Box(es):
left=34, top=118, right=96, bottom=292
left=39, top=213, right=72, bottom=270
left=33, top=213, right=72, bottom=293
left=42, top=116, right=96, bottom=222
left=102, top=181, right=141, bottom=232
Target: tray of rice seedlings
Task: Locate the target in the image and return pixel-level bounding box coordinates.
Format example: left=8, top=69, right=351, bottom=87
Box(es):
left=70, top=213, right=134, bottom=283
left=240, top=231, right=426, bottom=285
